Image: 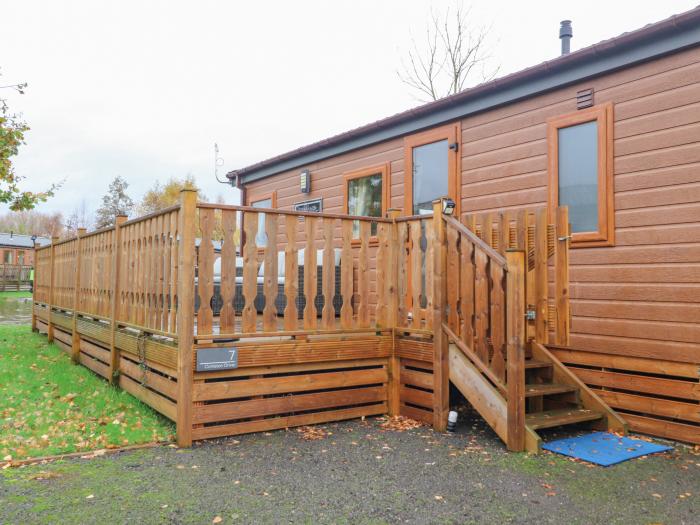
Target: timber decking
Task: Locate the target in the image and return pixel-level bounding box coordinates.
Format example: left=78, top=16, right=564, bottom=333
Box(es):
left=0, top=264, right=33, bottom=291
left=32, top=196, right=629, bottom=452
left=39, top=193, right=691, bottom=450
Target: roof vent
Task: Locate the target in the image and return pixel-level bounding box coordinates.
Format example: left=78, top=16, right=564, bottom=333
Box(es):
left=560, top=20, right=573, bottom=55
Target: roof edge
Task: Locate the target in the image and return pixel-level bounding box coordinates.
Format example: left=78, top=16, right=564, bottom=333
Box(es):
left=230, top=7, right=700, bottom=184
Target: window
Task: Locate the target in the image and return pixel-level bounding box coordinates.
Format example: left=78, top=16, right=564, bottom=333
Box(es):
left=3, top=251, right=12, bottom=264
left=412, top=140, right=448, bottom=214
left=17, top=251, right=24, bottom=265
left=343, top=164, right=388, bottom=238
left=404, top=124, right=460, bottom=216
left=248, top=192, right=277, bottom=248
left=548, top=103, right=614, bottom=247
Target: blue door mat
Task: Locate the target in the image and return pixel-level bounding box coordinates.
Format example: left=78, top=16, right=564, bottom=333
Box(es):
left=542, top=432, right=672, bottom=466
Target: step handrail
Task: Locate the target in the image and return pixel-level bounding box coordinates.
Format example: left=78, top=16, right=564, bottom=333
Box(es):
left=442, top=322, right=507, bottom=396
left=443, top=215, right=507, bottom=268
left=440, top=209, right=527, bottom=451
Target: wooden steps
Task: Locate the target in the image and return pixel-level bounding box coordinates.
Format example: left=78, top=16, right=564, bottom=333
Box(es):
left=522, top=342, right=628, bottom=452
left=526, top=408, right=604, bottom=430
left=525, top=383, right=577, bottom=397
left=446, top=340, right=627, bottom=454
left=524, top=359, right=551, bottom=370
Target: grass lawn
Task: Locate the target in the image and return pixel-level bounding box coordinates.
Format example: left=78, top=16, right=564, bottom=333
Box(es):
left=0, top=291, right=32, bottom=299
left=0, top=325, right=174, bottom=461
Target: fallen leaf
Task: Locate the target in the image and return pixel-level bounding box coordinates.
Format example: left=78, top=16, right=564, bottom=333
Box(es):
left=212, top=517, right=222, bottom=524
left=28, top=471, right=62, bottom=481
left=297, top=426, right=328, bottom=440
left=379, top=416, right=423, bottom=432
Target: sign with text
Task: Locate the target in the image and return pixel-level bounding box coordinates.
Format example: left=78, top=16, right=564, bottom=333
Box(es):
left=196, top=347, right=238, bottom=372
left=293, top=198, right=323, bottom=213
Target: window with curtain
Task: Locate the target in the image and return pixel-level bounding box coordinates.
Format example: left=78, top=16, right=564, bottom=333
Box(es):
left=346, top=172, right=383, bottom=237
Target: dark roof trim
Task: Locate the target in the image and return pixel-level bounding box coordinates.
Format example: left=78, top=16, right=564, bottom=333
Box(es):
left=230, top=8, right=700, bottom=184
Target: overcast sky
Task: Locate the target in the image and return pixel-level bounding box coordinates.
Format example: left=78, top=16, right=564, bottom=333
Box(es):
left=2, top=0, right=697, bottom=220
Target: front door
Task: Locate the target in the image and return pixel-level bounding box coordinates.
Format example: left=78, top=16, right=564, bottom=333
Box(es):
left=404, top=123, right=460, bottom=216
left=403, top=124, right=460, bottom=321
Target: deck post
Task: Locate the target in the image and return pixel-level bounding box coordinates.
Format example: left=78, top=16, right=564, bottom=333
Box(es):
left=534, top=208, right=548, bottom=344
left=555, top=206, right=570, bottom=346
left=31, top=244, right=40, bottom=332
left=47, top=236, right=59, bottom=343
left=109, top=215, right=128, bottom=384
left=506, top=249, right=526, bottom=451
left=71, top=228, right=87, bottom=364
left=432, top=199, right=449, bottom=432
left=176, top=189, right=197, bottom=447
left=387, top=208, right=401, bottom=417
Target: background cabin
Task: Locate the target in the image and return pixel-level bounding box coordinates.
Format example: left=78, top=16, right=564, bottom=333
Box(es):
left=0, top=233, right=51, bottom=291
left=0, top=232, right=51, bottom=266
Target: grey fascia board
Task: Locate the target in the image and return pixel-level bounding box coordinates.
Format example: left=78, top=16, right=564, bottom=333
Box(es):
left=240, top=26, right=700, bottom=184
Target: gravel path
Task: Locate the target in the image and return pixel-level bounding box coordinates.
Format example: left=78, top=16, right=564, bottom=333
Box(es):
left=2, top=412, right=698, bottom=524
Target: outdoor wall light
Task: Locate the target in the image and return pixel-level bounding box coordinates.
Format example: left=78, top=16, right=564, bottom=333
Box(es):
left=442, top=198, right=456, bottom=216
left=300, top=169, right=311, bottom=194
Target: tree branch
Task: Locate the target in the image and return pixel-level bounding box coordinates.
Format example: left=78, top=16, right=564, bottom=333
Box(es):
left=397, top=2, right=499, bottom=101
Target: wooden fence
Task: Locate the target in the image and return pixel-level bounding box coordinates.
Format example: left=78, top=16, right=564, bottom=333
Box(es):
left=32, top=190, right=572, bottom=448
left=0, top=264, right=33, bottom=291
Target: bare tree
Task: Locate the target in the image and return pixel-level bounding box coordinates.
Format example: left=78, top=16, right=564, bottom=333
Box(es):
left=398, top=3, right=499, bottom=102
left=0, top=209, right=64, bottom=237
left=65, top=199, right=92, bottom=236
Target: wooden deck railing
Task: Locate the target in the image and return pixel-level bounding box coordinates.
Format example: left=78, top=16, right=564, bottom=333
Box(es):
left=395, top=213, right=436, bottom=333
left=31, top=190, right=570, bottom=448
left=192, top=202, right=394, bottom=339
left=0, top=264, right=34, bottom=291
left=438, top=205, right=570, bottom=450
left=116, top=206, right=181, bottom=336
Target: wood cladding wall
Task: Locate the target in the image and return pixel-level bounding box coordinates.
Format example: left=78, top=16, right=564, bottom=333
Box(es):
left=244, top=46, right=700, bottom=369
left=457, top=47, right=700, bottom=378
left=244, top=46, right=700, bottom=442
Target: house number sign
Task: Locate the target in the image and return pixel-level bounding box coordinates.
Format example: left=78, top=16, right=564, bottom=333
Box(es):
left=196, top=347, right=238, bottom=372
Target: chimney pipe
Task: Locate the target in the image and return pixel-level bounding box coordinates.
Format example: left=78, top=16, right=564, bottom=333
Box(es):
left=560, top=20, right=572, bottom=55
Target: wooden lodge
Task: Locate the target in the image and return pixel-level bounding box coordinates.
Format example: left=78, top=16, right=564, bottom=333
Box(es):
left=0, top=232, right=50, bottom=267
left=0, top=232, right=50, bottom=291
left=32, top=9, right=700, bottom=449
